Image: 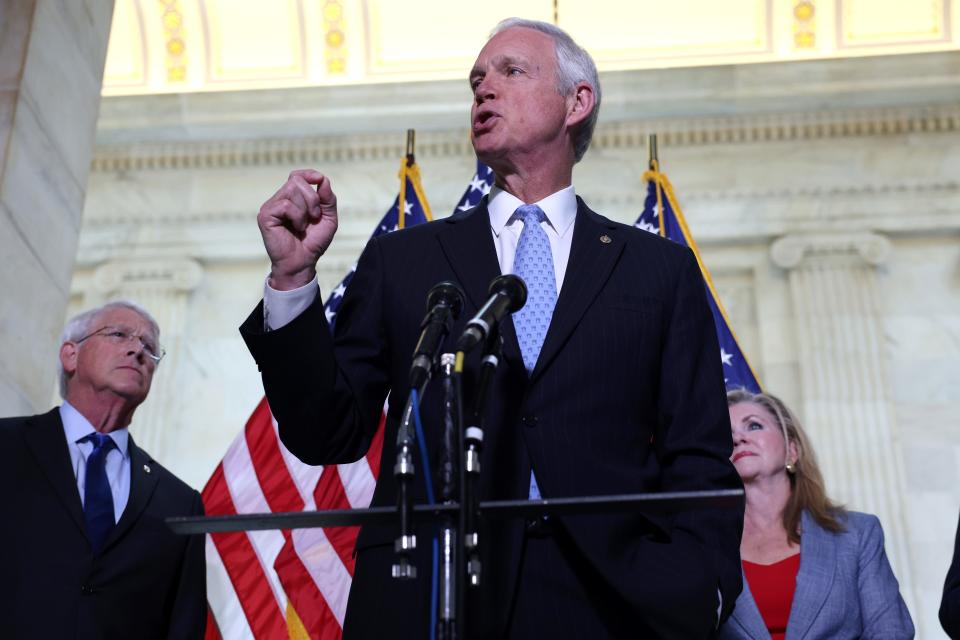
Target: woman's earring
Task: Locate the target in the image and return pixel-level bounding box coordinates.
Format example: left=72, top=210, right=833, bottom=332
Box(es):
left=785, top=461, right=797, bottom=474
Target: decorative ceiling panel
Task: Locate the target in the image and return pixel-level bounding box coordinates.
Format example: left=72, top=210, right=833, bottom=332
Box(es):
left=839, top=0, right=949, bottom=47
left=363, top=0, right=553, bottom=76
left=562, top=0, right=772, bottom=65
left=201, top=0, right=306, bottom=81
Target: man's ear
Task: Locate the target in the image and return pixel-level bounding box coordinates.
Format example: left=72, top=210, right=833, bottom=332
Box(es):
left=565, top=82, right=595, bottom=128
left=60, top=342, right=78, bottom=378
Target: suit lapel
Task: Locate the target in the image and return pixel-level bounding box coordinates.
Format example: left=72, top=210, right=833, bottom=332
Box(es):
left=530, top=200, right=623, bottom=382
left=103, top=436, right=160, bottom=552
left=786, top=512, right=836, bottom=640
left=730, top=574, right=774, bottom=640
left=437, top=201, right=524, bottom=366
left=22, top=408, right=88, bottom=537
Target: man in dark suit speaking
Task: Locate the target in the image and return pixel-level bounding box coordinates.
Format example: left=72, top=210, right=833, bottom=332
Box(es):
left=242, top=17, right=742, bottom=639
left=0, top=301, right=205, bottom=639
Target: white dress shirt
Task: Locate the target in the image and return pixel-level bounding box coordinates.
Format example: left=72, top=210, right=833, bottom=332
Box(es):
left=60, top=401, right=131, bottom=523
left=262, top=184, right=579, bottom=329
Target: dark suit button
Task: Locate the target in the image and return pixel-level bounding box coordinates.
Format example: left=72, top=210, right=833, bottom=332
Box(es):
left=522, top=415, right=538, bottom=428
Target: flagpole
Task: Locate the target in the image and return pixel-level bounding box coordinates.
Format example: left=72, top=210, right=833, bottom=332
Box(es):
left=406, top=128, right=416, bottom=167
left=648, top=133, right=658, bottom=171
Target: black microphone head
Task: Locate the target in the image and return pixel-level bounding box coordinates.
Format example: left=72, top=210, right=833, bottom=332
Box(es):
left=488, top=274, right=527, bottom=313
left=426, top=281, right=465, bottom=319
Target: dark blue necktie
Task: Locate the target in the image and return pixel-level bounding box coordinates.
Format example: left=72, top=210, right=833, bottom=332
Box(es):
left=81, top=432, right=116, bottom=553
left=511, top=204, right=558, bottom=500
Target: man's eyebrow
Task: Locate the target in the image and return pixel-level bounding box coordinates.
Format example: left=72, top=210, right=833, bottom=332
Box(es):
left=470, top=54, right=528, bottom=79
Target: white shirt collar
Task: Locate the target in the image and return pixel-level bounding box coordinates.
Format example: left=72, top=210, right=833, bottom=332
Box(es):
left=60, top=401, right=130, bottom=457
left=487, top=184, right=578, bottom=237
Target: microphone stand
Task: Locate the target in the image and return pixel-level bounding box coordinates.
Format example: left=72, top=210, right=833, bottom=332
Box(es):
left=437, top=353, right=460, bottom=640
left=457, top=329, right=502, bottom=637
left=392, top=383, right=426, bottom=579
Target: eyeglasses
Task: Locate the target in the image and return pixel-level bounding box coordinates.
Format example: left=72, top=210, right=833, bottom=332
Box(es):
left=75, top=326, right=166, bottom=364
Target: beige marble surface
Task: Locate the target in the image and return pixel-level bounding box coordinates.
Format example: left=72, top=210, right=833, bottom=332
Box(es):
left=63, top=49, right=960, bottom=638
left=0, top=0, right=115, bottom=414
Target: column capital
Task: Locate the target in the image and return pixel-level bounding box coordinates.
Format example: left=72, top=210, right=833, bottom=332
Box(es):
left=770, top=232, right=891, bottom=269
left=91, top=258, right=203, bottom=295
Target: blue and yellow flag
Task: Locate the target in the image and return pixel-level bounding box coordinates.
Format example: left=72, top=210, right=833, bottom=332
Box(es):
left=636, top=161, right=761, bottom=392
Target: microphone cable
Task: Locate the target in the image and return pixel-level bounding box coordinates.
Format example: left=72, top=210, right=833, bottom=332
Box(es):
left=410, top=388, right=440, bottom=640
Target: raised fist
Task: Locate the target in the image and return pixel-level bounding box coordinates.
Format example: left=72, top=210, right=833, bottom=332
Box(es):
left=257, top=169, right=339, bottom=290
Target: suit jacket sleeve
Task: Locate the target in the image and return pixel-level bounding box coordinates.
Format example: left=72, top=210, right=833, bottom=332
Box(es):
left=240, top=236, right=390, bottom=465
left=656, top=249, right=745, bottom=622
left=167, top=489, right=207, bottom=639
left=856, top=513, right=914, bottom=639
left=941, top=510, right=960, bottom=638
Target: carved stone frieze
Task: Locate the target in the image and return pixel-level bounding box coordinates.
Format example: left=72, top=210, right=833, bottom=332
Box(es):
left=89, top=103, right=960, bottom=174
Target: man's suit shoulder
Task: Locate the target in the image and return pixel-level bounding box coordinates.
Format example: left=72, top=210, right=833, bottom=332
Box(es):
left=373, top=214, right=451, bottom=246
left=0, top=410, right=53, bottom=442
left=0, top=414, right=26, bottom=434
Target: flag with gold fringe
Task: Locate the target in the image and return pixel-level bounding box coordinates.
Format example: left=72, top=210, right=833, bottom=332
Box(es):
left=636, top=159, right=761, bottom=392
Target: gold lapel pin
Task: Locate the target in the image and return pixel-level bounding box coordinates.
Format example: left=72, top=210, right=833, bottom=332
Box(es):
left=143, top=464, right=151, bottom=474
left=600, top=235, right=612, bottom=244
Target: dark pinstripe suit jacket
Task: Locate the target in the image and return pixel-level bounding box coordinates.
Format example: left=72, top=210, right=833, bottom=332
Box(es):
left=241, top=198, right=744, bottom=639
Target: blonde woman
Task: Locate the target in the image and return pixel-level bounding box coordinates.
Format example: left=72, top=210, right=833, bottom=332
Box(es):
left=719, top=389, right=913, bottom=639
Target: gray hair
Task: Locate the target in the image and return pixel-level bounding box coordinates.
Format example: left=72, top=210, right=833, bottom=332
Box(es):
left=491, top=18, right=602, bottom=163
left=58, top=300, right=161, bottom=398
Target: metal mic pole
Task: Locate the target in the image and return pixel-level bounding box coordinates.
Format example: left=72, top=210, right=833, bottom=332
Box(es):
left=463, top=331, right=500, bottom=590
left=392, top=386, right=424, bottom=580
left=437, top=353, right=459, bottom=640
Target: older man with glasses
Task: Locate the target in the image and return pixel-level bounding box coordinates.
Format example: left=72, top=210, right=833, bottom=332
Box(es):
left=0, top=301, right=206, bottom=639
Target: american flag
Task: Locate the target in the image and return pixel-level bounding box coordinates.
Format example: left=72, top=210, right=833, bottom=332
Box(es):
left=636, top=162, right=761, bottom=392
left=455, top=160, right=495, bottom=212
left=202, top=159, right=495, bottom=639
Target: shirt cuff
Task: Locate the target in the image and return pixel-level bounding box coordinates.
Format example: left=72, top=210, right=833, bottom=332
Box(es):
left=263, top=275, right=319, bottom=331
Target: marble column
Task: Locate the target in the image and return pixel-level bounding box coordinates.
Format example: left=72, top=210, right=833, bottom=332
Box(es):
left=770, top=232, right=915, bottom=610
left=89, top=258, right=203, bottom=460
left=0, top=0, right=115, bottom=415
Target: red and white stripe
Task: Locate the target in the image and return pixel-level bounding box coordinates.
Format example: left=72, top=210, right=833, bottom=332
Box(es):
left=203, top=398, right=383, bottom=639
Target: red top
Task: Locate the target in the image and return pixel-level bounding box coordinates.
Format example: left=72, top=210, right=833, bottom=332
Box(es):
left=742, top=553, right=801, bottom=640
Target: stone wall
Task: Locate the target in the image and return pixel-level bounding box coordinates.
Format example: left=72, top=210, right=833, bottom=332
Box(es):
left=75, top=51, right=960, bottom=637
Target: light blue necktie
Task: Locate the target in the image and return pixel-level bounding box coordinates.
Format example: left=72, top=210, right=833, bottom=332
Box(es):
left=511, top=204, right=557, bottom=500
left=82, top=432, right=116, bottom=553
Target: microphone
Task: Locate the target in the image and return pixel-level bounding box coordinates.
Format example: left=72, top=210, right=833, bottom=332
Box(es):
left=456, top=274, right=527, bottom=353
left=408, top=281, right=465, bottom=389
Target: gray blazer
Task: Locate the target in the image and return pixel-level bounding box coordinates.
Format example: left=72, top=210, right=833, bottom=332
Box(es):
left=720, top=510, right=914, bottom=640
